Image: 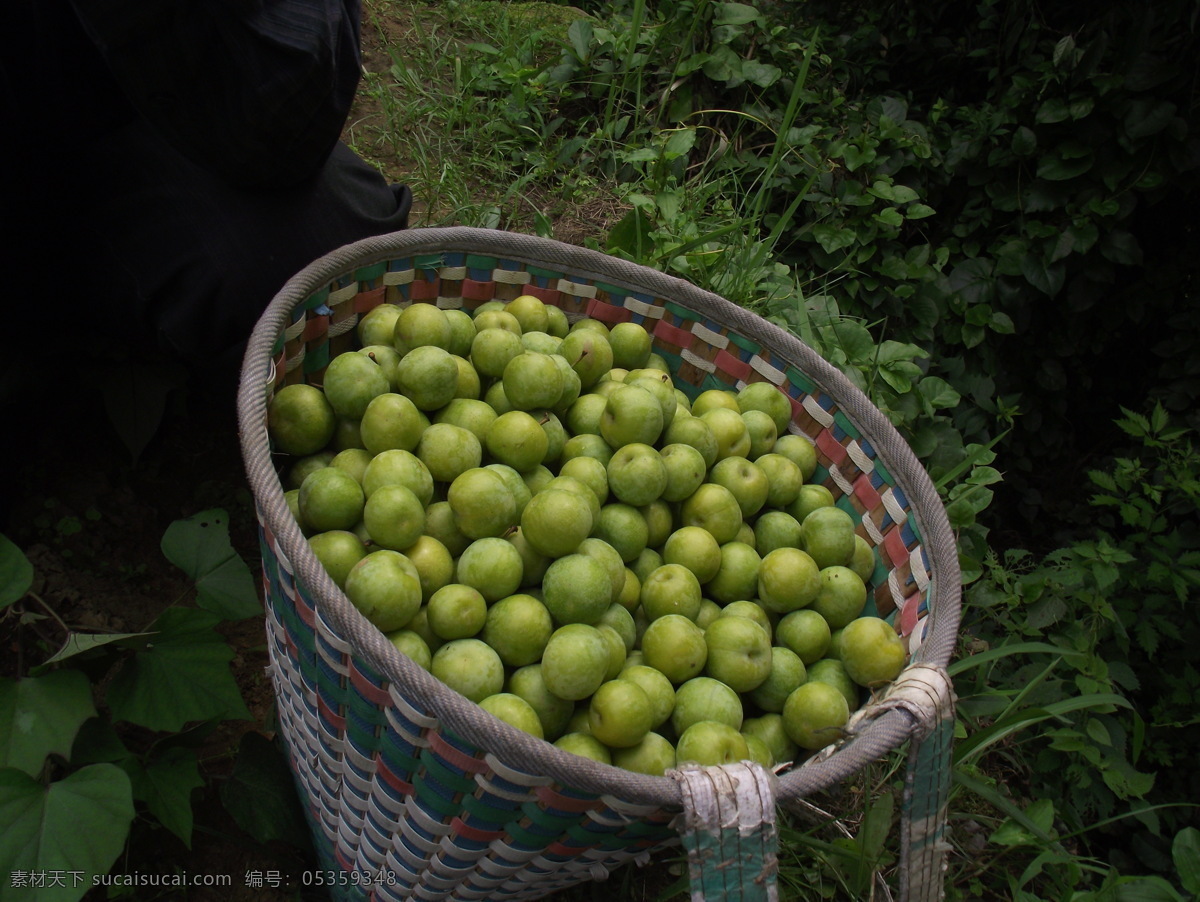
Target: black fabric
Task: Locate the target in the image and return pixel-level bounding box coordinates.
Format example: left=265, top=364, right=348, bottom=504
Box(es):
left=0, top=0, right=411, bottom=384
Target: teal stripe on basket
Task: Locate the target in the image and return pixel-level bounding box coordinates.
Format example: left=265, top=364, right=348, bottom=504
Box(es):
left=304, top=288, right=331, bottom=310
left=665, top=301, right=703, bottom=322
left=527, top=265, right=564, bottom=280
left=727, top=333, right=760, bottom=354
left=414, top=253, right=444, bottom=270
left=833, top=411, right=862, bottom=440
left=355, top=262, right=388, bottom=282
left=303, top=340, right=331, bottom=373
left=786, top=367, right=816, bottom=396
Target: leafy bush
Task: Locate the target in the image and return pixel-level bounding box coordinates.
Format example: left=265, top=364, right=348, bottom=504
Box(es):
left=956, top=404, right=1200, bottom=892
left=0, top=512, right=305, bottom=899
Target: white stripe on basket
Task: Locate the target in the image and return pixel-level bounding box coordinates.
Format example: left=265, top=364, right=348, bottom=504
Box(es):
left=882, top=488, right=908, bottom=527
left=802, top=395, right=836, bottom=428
left=690, top=323, right=729, bottom=349
left=556, top=278, right=597, bottom=299
left=680, top=349, right=716, bottom=373
left=749, top=355, right=787, bottom=384
left=383, top=270, right=414, bottom=286
left=621, top=296, right=665, bottom=320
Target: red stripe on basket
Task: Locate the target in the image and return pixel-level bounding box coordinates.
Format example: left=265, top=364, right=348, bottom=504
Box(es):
left=376, top=757, right=414, bottom=795
left=788, top=395, right=805, bottom=422
left=882, top=525, right=909, bottom=567
left=302, top=314, right=328, bottom=342
left=585, top=298, right=631, bottom=324
left=349, top=661, right=393, bottom=707
left=521, top=283, right=562, bottom=306
left=897, top=592, right=923, bottom=637
left=815, top=430, right=848, bottom=465
left=334, top=848, right=354, bottom=873
left=410, top=278, right=440, bottom=301
left=534, top=785, right=601, bottom=813
left=714, top=348, right=752, bottom=382
left=462, top=278, right=495, bottom=302
left=294, top=593, right=316, bottom=628
left=853, top=472, right=882, bottom=510
left=547, top=840, right=590, bottom=856
left=427, top=732, right=489, bottom=774
left=449, top=816, right=503, bottom=843
left=354, top=287, right=386, bottom=313
left=652, top=319, right=693, bottom=348
left=317, top=695, right=345, bottom=731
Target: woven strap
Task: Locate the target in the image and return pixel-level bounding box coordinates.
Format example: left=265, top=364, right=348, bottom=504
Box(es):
left=847, top=664, right=957, bottom=902
left=670, top=762, right=779, bottom=902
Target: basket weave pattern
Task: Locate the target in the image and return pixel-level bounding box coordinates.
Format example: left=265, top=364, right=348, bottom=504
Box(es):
left=239, top=228, right=961, bottom=901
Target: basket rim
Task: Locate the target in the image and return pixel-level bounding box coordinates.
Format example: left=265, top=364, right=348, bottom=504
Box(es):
left=237, top=226, right=962, bottom=811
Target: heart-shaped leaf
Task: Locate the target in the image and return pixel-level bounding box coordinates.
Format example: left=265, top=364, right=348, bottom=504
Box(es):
left=160, top=509, right=260, bottom=620
left=0, top=671, right=97, bottom=777
left=0, top=764, right=134, bottom=902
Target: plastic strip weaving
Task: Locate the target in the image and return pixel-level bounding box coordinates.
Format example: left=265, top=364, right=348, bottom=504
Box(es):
left=239, top=227, right=962, bottom=901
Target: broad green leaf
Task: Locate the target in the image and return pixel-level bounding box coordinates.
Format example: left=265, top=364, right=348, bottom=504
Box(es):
left=664, top=128, right=696, bottom=157
left=1020, top=256, right=1065, bottom=297
left=1036, top=97, right=1071, bottom=124
left=918, top=376, right=961, bottom=411
left=1105, top=876, right=1187, bottom=902
left=160, top=509, right=260, bottom=620
left=1012, top=126, right=1037, bottom=156
left=105, top=608, right=252, bottom=732
left=0, top=671, right=97, bottom=777
left=1037, top=153, right=1092, bottom=181
left=220, top=732, right=311, bottom=849
left=125, top=747, right=204, bottom=848
left=1174, top=827, right=1200, bottom=895
left=567, top=18, right=592, bottom=60
left=741, top=60, right=782, bottom=88
left=811, top=224, right=858, bottom=254
left=1, top=534, right=34, bottom=610
left=0, top=764, right=134, bottom=902
left=43, top=631, right=156, bottom=666
left=1101, top=230, right=1143, bottom=266
left=607, top=207, right=656, bottom=260
left=1124, top=99, right=1178, bottom=140
left=714, top=2, right=760, bottom=26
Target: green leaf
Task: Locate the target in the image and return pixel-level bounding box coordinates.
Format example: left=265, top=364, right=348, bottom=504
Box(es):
left=1124, top=99, right=1178, bottom=140
left=160, top=509, right=261, bottom=620
left=567, top=18, right=592, bottom=61
left=1101, top=230, right=1143, bottom=266
left=105, top=608, right=252, bottom=732
left=714, top=2, right=760, bottom=25
left=220, top=732, right=311, bottom=849
left=0, top=764, right=134, bottom=902
left=1037, top=152, right=1092, bottom=181
left=741, top=59, right=782, bottom=88
left=0, top=671, right=97, bottom=777
left=43, top=632, right=156, bottom=666
left=906, top=203, right=936, bottom=220
left=1020, top=256, right=1065, bottom=297
left=1174, top=827, right=1200, bottom=895
left=607, top=207, right=656, bottom=260
left=811, top=223, right=858, bottom=254
left=1036, top=98, right=1071, bottom=124
left=126, top=747, right=204, bottom=848
left=1, top=534, right=34, bottom=610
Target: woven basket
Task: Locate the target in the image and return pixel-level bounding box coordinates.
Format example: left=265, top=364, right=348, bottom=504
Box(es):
left=237, top=227, right=961, bottom=901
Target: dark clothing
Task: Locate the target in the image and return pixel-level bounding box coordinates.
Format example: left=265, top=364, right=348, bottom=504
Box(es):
left=1, top=0, right=411, bottom=377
